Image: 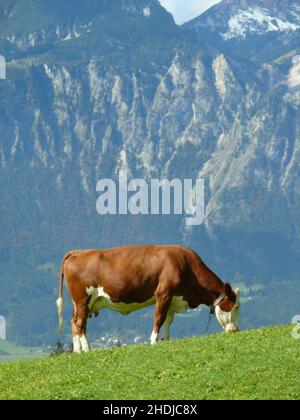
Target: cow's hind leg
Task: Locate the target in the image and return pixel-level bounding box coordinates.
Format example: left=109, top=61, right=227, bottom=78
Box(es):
left=151, top=290, right=172, bottom=345
left=71, top=305, right=81, bottom=353
left=72, top=302, right=90, bottom=353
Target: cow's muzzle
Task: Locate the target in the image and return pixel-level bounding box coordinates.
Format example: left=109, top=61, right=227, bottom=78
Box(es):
left=225, top=325, right=240, bottom=333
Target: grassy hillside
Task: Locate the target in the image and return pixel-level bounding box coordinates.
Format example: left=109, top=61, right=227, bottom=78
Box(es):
left=0, top=326, right=299, bottom=400
left=0, top=340, right=44, bottom=364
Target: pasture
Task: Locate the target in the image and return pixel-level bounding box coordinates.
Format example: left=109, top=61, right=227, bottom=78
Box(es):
left=0, top=325, right=299, bottom=400
left=0, top=340, right=44, bottom=364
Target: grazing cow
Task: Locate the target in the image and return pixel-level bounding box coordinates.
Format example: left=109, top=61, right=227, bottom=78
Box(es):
left=56, top=245, right=240, bottom=353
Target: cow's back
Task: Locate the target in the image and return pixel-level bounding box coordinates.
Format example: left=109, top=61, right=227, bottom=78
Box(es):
left=62, top=245, right=199, bottom=304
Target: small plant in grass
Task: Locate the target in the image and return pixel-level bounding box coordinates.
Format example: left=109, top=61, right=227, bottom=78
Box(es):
left=50, top=341, right=72, bottom=357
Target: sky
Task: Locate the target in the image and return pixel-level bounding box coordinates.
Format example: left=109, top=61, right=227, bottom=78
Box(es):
left=160, top=0, right=221, bottom=24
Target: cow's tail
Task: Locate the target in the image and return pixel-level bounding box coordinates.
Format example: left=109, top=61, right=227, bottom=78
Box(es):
left=56, top=255, right=68, bottom=336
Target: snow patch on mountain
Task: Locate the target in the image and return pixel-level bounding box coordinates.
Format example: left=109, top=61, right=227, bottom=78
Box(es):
left=288, top=55, right=300, bottom=89
left=222, top=7, right=300, bottom=40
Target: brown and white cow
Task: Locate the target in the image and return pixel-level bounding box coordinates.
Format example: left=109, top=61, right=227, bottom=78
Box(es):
left=56, top=245, right=240, bottom=353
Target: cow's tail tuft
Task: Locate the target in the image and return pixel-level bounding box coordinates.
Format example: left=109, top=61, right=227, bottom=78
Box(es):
left=56, top=260, right=65, bottom=336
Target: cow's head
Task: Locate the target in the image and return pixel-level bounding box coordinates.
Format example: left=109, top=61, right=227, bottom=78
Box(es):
left=215, top=284, right=240, bottom=333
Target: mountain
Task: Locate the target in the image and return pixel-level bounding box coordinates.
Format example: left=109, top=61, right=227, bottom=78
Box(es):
left=185, top=0, right=300, bottom=62
left=0, top=0, right=299, bottom=346
left=0, top=0, right=178, bottom=63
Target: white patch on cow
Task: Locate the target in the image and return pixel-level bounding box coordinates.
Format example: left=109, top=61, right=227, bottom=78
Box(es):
left=86, top=288, right=191, bottom=343
left=215, top=289, right=241, bottom=333
left=80, top=335, right=90, bottom=353
left=73, top=335, right=81, bottom=353
left=150, top=331, right=158, bottom=345
left=87, top=286, right=156, bottom=316
left=215, top=307, right=238, bottom=332
left=87, top=289, right=190, bottom=318
left=162, top=297, right=190, bottom=340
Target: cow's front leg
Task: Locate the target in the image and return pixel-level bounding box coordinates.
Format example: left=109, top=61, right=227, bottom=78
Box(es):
left=72, top=335, right=81, bottom=353
left=79, top=334, right=90, bottom=353
left=163, top=310, right=175, bottom=341
left=150, top=292, right=172, bottom=345
left=72, top=302, right=90, bottom=353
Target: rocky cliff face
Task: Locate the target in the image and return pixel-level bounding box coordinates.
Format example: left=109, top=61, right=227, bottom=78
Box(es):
left=0, top=0, right=299, bottom=344
left=184, top=0, right=300, bottom=261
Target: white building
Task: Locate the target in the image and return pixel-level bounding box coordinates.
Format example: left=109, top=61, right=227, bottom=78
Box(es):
left=0, top=55, right=6, bottom=80
left=0, top=316, right=6, bottom=340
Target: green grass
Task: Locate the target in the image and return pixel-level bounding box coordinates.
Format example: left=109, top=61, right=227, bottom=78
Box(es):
left=0, top=326, right=299, bottom=400
left=0, top=341, right=44, bottom=364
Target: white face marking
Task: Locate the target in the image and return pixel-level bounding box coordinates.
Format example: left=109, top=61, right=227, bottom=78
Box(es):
left=215, top=289, right=240, bottom=333
left=73, top=335, right=81, bottom=353
left=215, top=306, right=240, bottom=332
left=80, top=335, right=90, bottom=353
left=150, top=331, right=158, bottom=345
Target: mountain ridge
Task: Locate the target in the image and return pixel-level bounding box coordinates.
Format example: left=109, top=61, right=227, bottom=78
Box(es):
left=0, top=0, right=176, bottom=61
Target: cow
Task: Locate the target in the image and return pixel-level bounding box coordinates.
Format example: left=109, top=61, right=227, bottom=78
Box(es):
left=56, top=245, right=240, bottom=353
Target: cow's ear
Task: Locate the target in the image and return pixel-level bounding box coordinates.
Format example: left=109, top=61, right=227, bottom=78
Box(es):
left=224, top=283, right=233, bottom=298
left=234, top=288, right=240, bottom=302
